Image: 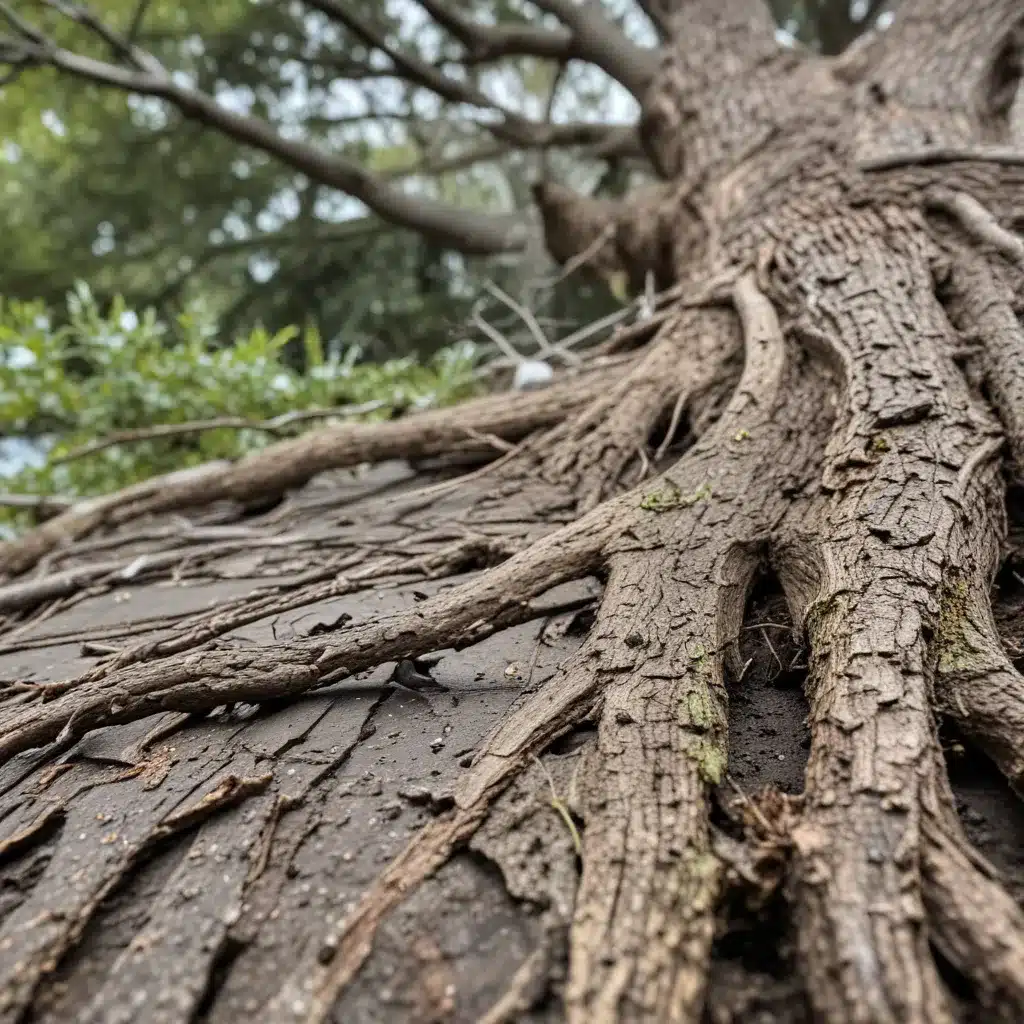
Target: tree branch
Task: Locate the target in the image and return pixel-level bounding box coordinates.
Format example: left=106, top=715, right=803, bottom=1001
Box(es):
left=39, top=0, right=164, bottom=74
left=0, top=3, right=530, bottom=255
left=1, top=0, right=646, bottom=254
left=530, top=0, right=659, bottom=99
left=415, top=0, right=574, bottom=63
left=418, top=0, right=659, bottom=99
left=305, top=0, right=632, bottom=147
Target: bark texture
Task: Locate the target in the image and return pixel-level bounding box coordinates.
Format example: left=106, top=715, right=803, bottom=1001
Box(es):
left=1, top=0, right=1024, bottom=1021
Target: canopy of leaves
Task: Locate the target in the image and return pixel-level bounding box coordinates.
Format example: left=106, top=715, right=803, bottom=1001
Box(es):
left=0, top=283, right=479, bottom=535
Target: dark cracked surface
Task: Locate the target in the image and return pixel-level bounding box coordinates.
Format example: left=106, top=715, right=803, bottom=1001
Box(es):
left=0, top=462, right=1021, bottom=1022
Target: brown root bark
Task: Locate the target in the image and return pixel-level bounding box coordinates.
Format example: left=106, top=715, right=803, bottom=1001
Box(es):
left=6, top=2, right=1024, bottom=1021
left=23, top=307, right=731, bottom=682
left=933, top=575, right=1024, bottom=793
left=940, top=244, right=1024, bottom=482
left=920, top=796, right=1024, bottom=1019
left=253, top=272, right=832, bottom=1023
left=0, top=368, right=618, bottom=580
left=774, top=210, right=1013, bottom=1022
left=0, top=508, right=616, bottom=761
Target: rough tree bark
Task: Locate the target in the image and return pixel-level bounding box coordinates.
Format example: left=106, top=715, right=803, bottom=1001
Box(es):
left=1, top=0, right=1024, bottom=1021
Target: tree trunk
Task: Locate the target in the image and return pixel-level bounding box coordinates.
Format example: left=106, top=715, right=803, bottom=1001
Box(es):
left=1, top=1, right=1024, bottom=1021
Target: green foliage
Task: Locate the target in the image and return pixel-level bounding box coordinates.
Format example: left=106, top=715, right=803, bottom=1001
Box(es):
left=0, top=285, right=480, bottom=534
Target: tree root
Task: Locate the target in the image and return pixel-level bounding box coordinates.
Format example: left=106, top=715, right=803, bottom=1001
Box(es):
left=0, top=271, right=819, bottom=1024
left=24, top=313, right=733, bottom=687
left=564, top=550, right=742, bottom=1022
left=530, top=310, right=738, bottom=509
left=81, top=533, right=519, bottom=682
left=921, top=797, right=1024, bottom=1020
left=0, top=505, right=620, bottom=762
left=927, top=188, right=1024, bottom=268
left=940, top=246, right=1024, bottom=482
left=775, top=223, right=1011, bottom=1022
left=933, top=576, right=1024, bottom=793
left=0, top=369, right=617, bottom=580
left=251, top=271, right=830, bottom=1022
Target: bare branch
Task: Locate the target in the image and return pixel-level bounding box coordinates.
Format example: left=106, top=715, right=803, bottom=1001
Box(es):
left=126, top=0, right=152, bottom=45
left=39, top=0, right=165, bottom=75
left=1, top=0, right=644, bottom=255
left=305, top=0, right=631, bottom=148
left=419, top=0, right=659, bottom=99
left=530, top=0, right=659, bottom=99
left=415, top=0, right=574, bottom=63
left=0, top=4, right=530, bottom=255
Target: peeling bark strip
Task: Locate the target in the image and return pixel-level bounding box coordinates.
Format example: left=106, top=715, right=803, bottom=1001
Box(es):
left=2, top=0, right=1024, bottom=1021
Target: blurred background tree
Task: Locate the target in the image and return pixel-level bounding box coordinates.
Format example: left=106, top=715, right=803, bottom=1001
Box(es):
left=0, top=0, right=890, bottom=361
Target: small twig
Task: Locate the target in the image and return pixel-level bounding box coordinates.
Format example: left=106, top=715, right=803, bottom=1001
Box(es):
left=653, top=388, right=688, bottom=462
left=639, top=269, right=657, bottom=319
left=80, top=641, right=121, bottom=656
left=484, top=281, right=580, bottom=366
left=471, top=304, right=527, bottom=365
left=458, top=426, right=516, bottom=453
left=532, top=755, right=582, bottom=856
left=52, top=400, right=390, bottom=464
left=387, top=443, right=524, bottom=502
left=533, top=223, right=616, bottom=291
left=596, top=307, right=673, bottom=355
left=126, top=0, right=153, bottom=43
left=556, top=305, right=636, bottom=350
left=726, top=774, right=778, bottom=838
left=761, top=627, right=783, bottom=678
left=0, top=2, right=47, bottom=45
left=39, top=0, right=166, bottom=77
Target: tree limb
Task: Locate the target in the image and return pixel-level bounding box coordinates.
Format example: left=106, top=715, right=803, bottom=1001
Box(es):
left=415, top=0, right=574, bottom=63
left=0, top=1, right=644, bottom=254
left=419, top=0, right=659, bottom=99
left=305, top=0, right=636, bottom=146
left=0, top=3, right=530, bottom=255
left=530, top=0, right=659, bottom=99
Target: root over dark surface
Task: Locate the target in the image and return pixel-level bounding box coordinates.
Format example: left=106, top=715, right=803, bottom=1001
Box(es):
left=1, top=0, right=1024, bottom=1021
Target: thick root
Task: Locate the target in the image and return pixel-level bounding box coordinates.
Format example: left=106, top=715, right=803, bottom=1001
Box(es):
left=535, top=309, right=737, bottom=509
left=933, top=578, right=1024, bottom=792
left=941, top=244, right=1024, bottom=482
left=266, top=626, right=606, bottom=1023
left=565, top=547, right=750, bottom=1022
left=264, top=271, right=827, bottom=1023
left=776, top=224, right=1008, bottom=1022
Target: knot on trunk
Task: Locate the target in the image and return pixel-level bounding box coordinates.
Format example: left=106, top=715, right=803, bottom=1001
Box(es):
left=532, top=181, right=675, bottom=294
